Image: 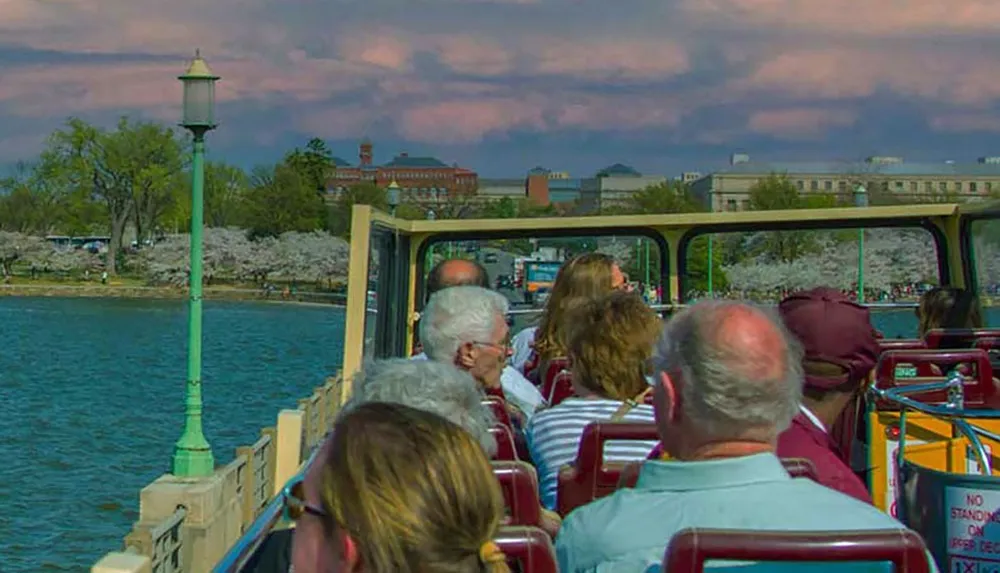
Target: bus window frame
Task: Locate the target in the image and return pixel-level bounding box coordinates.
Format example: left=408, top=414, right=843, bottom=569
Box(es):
left=675, top=217, right=950, bottom=302
left=958, top=202, right=1000, bottom=294
left=367, top=222, right=412, bottom=360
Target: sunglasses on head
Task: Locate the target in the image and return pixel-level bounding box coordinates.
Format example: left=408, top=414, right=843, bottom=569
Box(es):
left=281, top=475, right=328, bottom=521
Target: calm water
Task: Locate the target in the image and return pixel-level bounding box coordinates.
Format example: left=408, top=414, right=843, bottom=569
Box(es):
left=0, top=298, right=996, bottom=572
left=0, top=297, right=344, bottom=572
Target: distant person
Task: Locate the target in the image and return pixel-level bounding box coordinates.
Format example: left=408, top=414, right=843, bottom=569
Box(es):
left=527, top=290, right=660, bottom=509
left=917, top=286, right=984, bottom=340
left=555, top=300, right=924, bottom=572
left=291, top=402, right=511, bottom=573
left=775, top=287, right=878, bottom=503
left=511, top=253, right=627, bottom=378
left=415, top=259, right=544, bottom=420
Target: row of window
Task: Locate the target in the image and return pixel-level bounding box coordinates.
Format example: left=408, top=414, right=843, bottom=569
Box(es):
left=795, top=179, right=995, bottom=194
left=331, top=170, right=477, bottom=183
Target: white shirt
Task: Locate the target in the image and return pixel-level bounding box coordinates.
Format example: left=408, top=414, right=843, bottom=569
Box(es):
left=410, top=352, right=545, bottom=419
left=510, top=326, right=538, bottom=374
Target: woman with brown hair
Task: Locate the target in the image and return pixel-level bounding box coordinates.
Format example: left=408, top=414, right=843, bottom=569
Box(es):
left=290, top=402, right=510, bottom=573
left=510, top=253, right=627, bottom=379
left=525, top=290, right=661, bottom=510
left=917, top=286, right=984, bottom=339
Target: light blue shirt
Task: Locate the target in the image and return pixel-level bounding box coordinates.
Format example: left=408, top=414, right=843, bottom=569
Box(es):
left=555, top=452, right=938, bottom=573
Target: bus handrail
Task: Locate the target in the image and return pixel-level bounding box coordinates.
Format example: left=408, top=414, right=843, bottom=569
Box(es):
left=212, top=446, right=322, bottom=573
left=870, top=372, right=993, bottom=476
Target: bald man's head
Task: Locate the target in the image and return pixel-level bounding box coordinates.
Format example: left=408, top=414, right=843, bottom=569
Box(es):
left=653, top=300, right=803, bottom=442
left=426, top=258, right=490, bottom=298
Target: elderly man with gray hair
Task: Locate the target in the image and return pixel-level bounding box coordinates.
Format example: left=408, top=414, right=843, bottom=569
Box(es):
left=340, top=357, right=498, bottom=456
left=554, top=300, right=932, bottom=572
left=418, top=285, right=543, bottom=421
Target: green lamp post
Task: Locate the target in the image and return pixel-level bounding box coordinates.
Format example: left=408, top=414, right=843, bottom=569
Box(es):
left=707, top=189, right=714, bottom=298
left=172, top=50, right=219, bottom=477
left=387, top=179, right=401, bottom=216
left=854, top=184, right=868, bottom=304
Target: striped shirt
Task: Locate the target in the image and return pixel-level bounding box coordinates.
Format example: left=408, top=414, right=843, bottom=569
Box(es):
left=525, top=398, right=657, bottom=510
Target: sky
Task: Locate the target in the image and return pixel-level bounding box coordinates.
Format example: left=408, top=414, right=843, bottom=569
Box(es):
left=3, top=0, right=1000, bottom=178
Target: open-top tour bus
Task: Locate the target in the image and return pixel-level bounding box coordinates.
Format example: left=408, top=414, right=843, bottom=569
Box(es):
left=213, top=200, right=1000, bottom=572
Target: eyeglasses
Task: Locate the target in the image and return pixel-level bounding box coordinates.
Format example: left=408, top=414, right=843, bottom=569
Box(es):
left=281, top=475, right=328, bottom=521
left=473, top=334, right=512, bottom=353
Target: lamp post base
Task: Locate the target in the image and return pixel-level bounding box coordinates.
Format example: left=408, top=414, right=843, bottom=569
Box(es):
left=172, top=445, right=215, bottom=477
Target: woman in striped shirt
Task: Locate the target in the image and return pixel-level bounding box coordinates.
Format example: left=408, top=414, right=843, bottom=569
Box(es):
left=525, top=290, right=661, bottom=510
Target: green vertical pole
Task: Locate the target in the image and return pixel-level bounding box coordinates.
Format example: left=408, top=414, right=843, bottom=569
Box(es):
left=173, top=130, right=215, bottom=477
left=707, top=236, right=714, bottom=297
left=857, top=228, right=865, bottom=304
left=644, top=240, right=650, bottom=287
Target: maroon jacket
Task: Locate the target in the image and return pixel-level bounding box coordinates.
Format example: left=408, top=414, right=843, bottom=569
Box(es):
left=777, top=413, right=873, bottom=504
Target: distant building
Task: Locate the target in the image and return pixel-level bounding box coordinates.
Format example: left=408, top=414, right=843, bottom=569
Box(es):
left=690, top=153, right=1000, bottom=212
left=327, top=139, right=478, bottom=200
left=475, top=164, right=665, bottom=212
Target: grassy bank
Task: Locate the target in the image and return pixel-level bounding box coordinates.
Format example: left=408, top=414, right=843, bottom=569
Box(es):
left=0, top=279, right=346, bottom=305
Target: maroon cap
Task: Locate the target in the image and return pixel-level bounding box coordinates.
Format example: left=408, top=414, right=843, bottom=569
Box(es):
left=778, top=287, right=880, bottom=390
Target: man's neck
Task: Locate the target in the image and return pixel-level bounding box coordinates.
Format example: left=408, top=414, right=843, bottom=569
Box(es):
left=675, top=440, right=774, bottom=461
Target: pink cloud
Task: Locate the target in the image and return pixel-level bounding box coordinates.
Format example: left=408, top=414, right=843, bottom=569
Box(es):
left=530, top=38, right=689, bottom=80
left=399, top=98, right=547, bottom=143
left=336, top=32, right=413, bottom=71
left=429, top=35, right=514, bottom=76
left=554, top=97, right=681, bottom=130
left=682, top=0, right=1000, bottom=36
left=738, top=48, right=1000, bottom=105
left=748, top=108, right=857, bottom=138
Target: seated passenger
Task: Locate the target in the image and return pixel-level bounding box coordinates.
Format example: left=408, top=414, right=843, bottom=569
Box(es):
left=918, top=286, right=984, bottom=339
left=416, top=259, right=544, bottom=420
left=346, top=358, right=498, bottom=457
left=526, top=290, right=660, bottom=510
left=555, top=300, right=922, bottom=572
left=511, top=252, right=627, bottom=378
left=775, top=287, right=877, bottom=503
left=291, top=402, right=512, bottom=573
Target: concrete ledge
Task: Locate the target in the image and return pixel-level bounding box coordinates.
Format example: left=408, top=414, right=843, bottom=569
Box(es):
left=92, top=552, right=152, bottom=573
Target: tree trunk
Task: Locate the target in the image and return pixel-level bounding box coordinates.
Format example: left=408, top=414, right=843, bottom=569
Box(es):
left=106, top=204, right=131, bottom=276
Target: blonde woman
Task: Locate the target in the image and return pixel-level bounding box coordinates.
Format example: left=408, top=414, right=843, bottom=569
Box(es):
left=525, top=290, right=661, bottom=509
left=290, top=402, right=510, bottom=573
left=511, top=253, right=627, bottom=378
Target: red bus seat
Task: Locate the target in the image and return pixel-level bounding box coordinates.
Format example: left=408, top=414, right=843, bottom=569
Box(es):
left=496, top=526, right=558, bottom=573
left=546, top=370, right=575, bottom=406
left=485, top=385, right=507, bottom=401
left=924, top=328, right=1000, bottom=350
left=493, top=461, right=542, bottom=528
left=490, top=425, right=519, bottom=461
left=617, top=457, right=820, bottom=489
left=663, top=528, right=931, bottom=572
left=873, top=349, right=996, bottom=409
left=539, top=358, right=570, bottom=400
left=484, top=397, right=513, bottom=429
left=556, top=422, right=659, bottom=516
left=878, top=339, right=925, bottom=352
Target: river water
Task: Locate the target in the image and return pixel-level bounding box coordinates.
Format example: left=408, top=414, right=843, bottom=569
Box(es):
left=0, top=297, right=995, bottom=572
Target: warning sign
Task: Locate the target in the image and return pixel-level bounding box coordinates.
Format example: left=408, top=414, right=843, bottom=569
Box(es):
left=947, top=486, right=1000, bottom=570
left=886, top=438, right=926, bottom=517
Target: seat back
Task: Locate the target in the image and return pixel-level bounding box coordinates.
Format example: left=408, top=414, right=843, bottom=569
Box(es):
left=663, top=528, right=931, bottom=572
left=484, top=397, right=513, bottom=429
left=873, top=349, right=995, bottom=409
left=495, top=526, right=558, bottom=573
left=616, top=457, right=820, bottom=490
left=924, top=328, right=1000, bottom=350
left=539, top=358, right=570, bottom=401
left=556, top=422, right=658, bottom=516
left=493, top=461, right=542, bottom=527
left=490, top=425, right=519, bottom=461
left=878, top=339, right=926, bottom=352
left=546, top=370, right=575, bottom=406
